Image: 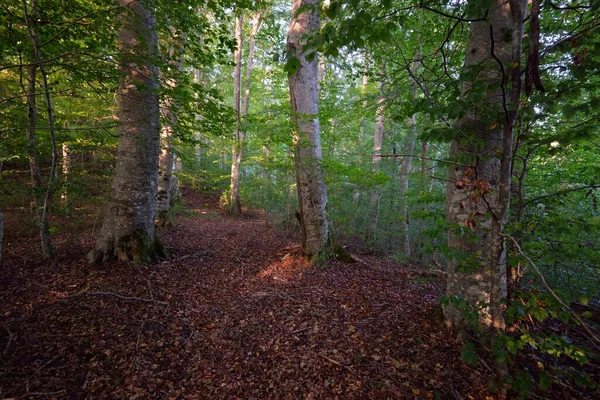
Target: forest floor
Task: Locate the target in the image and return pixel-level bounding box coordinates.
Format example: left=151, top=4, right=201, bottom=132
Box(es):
left=0, top=187, right=597, bottom=399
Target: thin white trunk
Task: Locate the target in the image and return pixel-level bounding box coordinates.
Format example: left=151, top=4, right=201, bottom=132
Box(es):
left=288, top=0, right=329, bottom=261
left=369, top=78, right=385, bottom=238
left=230, top=14, right=243, bottom=216
left=157, top=35, right=184, bottom=225
left=61, top=143, right=71, bottom=208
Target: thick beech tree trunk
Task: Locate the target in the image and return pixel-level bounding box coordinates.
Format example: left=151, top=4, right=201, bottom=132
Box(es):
left=288, top=0, right=329, bottom=262
left=88, top=0, right=163, bottom=263
left=229, top=14, right=244, bottom=216
left=444, top=0, right=527, bottom=342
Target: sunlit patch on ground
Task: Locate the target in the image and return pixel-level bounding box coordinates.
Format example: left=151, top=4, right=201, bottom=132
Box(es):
left=256, top=245, right=311, bottom=283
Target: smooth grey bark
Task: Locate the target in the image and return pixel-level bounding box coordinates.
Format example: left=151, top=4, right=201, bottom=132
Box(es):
left=288, top=0, right=329, bottom=261
left=352, top=70, right=368, bottom=225
left=444, top=0, right=527, bottom=340
left=157, top=36, right=185, bottom=226
left=368, top=79, right=385, bottom=238
left=242, top=13, right=261, bottom=119
left=22, top=0, right=59, bottom=263
left=229, top=14, right=244, bottom=216
left=156, top=111, right=176, bottom=225
left=88, top=0, right=163, bottom=264
left=61, top=143, right=71, bottom=209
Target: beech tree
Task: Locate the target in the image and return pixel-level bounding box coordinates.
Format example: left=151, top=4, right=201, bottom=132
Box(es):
left=444, top=0, right=528, bottom=341
left=229, top=14, right=244, bottom=216
left=287, top=0, right=329, bottom=262
left=88, top=0, right=164, bottom=263
left=157, top=33, right=185, bottom=226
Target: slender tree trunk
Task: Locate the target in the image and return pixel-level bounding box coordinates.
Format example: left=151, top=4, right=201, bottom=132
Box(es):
left=242, top=13, right=261, bottom=119
left=88, top=0, right=163, bottom=263
left=353, top=70, right=368, bottom=227
left=368, top=78, right=385, bottom=239
left=61, top=143, right=71, bottom=209
left=157, top=35, right=185, bottom=226
left=444, top=0, right=527, bottom=347
left=22, top=0, right=58, bottom=262
left=399, top=57, right=420, bottom=256
left=421, top=141, right=428, bottom=182
left=156, top=114, right=176, bottom=226
left=0, top=210, right=3, bottom=266
left=230, top=14, right=244, bottom=216
left=288, top=0, right=329, bottom=262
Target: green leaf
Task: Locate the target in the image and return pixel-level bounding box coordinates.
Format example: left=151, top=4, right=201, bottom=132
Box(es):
left=460, top=341, right=478, bottom=366
left=284, top=56, right=301, bottom=76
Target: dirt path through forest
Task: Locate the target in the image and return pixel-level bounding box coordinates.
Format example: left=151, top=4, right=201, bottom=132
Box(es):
left=0, top=189, right=490, bottom=399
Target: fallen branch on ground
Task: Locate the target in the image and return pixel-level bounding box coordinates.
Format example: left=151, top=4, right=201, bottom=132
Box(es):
left=60, top=291, right=168, bottom=305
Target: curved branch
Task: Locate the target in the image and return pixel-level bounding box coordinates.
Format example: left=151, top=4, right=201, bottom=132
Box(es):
left=522, top=184, right=598, bottom=208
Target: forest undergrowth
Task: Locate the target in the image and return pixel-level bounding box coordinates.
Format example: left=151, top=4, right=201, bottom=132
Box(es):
left=0, top=187, right=597, bottom=399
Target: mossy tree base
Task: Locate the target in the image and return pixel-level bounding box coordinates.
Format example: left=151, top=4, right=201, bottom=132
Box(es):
left=156, top=211, right=173, bottom=228
left=305, top=238, right=355, bottom=265
left=87, top=233, right=167, bottom=264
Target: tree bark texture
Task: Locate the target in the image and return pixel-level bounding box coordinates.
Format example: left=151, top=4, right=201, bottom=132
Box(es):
left=444, top=0, right=527, bottom=338
left=368, top=79, right=385, bottom=240
left=230, top=14, right=244, bottom=216
left=88, top=0, right=162, bottom=264
left=61, top=143, right=71, bottom=208
left=288, top=0, right=329, bottom=261
left=157, top=35, right=185, bottom=226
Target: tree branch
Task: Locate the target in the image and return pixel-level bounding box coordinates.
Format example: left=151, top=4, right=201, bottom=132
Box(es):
left=504, top=235, right=600, bottom=346
left=61, top=291, right=168, bottom=305
left=522, top=184, right=598, bottom=208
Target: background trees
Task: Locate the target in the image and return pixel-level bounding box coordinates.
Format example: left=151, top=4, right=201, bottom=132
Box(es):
left=1, top=0, right=599, bottom=394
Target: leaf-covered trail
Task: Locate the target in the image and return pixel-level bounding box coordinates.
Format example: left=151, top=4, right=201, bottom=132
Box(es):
left=0, top=190, right=491, bottom=399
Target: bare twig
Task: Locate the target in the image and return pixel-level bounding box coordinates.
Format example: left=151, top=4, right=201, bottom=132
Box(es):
left=319, top=354, right=354, bottom=372
left=61, top=291, right=168, bottom=305
left=3, top=323, right=14, bottom=355
left=19, top=390, right=66, bottom=398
